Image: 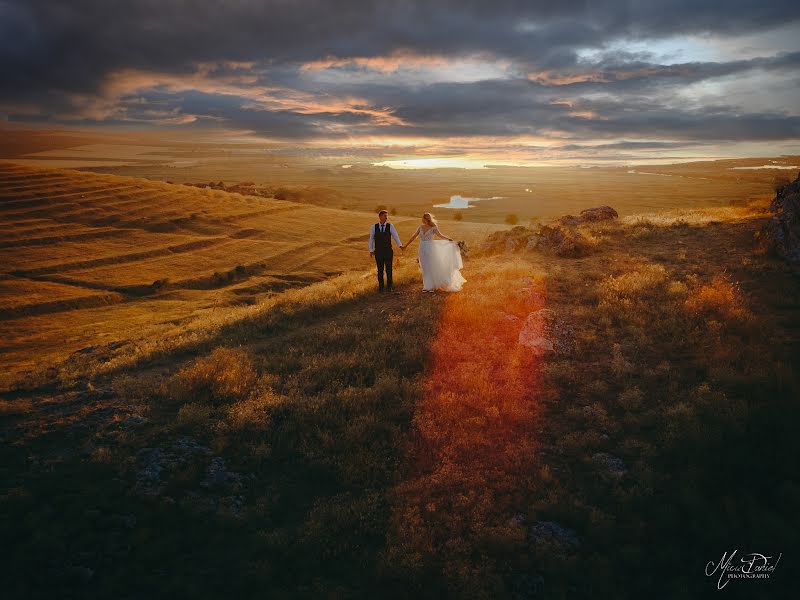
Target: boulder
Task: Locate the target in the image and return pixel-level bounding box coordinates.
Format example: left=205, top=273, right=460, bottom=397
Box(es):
left=518, top=309, right=575, bottom=356
left=579, top=205, right=619, bottom=222
left=558, top=205, right=618, bottom=227
left=758, top=172, right=800, bottom=263
left=536, top=225, right=592, bottom=257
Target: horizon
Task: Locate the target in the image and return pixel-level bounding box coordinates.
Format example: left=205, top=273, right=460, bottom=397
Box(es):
left=2, top=1, right=799, bottom=165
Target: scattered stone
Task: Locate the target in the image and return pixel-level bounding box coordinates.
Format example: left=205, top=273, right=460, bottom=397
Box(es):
left=592, top=452, right=629, bottom=477
left=201, top=457, right=242, bottom=491
left=528, top=521, right=580, bottom=549
left=134, top=437, right=211, bottom=497
left=119, top=415, right=147, bottom=430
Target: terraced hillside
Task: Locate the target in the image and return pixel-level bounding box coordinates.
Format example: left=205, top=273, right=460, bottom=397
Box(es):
left=0, top=163, right=499, bottom=390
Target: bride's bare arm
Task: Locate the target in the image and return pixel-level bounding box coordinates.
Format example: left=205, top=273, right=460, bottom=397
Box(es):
left=434, top=227, right=453, bottom=241
left=405, top=227, right=420, bottom=247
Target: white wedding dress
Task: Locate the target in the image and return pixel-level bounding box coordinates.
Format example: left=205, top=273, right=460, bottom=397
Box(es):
left=417, top=226, right=466, bottom=292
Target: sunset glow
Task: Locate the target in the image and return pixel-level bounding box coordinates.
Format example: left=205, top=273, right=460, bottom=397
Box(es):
left=1, top=2, right=798, bottom=164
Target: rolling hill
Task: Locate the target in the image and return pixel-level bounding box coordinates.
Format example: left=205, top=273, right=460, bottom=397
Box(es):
left=0, top=163, right=500, bottom=390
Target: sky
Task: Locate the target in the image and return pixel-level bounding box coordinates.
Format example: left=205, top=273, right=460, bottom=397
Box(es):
left=1, top=0, right=800, bottom=165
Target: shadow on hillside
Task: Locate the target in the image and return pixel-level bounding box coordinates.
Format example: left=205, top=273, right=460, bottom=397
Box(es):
left=0, top=273, right=452, bottom=598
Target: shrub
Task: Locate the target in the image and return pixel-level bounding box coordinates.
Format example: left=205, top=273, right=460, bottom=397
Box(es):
left=453, top=211, right=463, bottom=221
left=176, top=401, right=213, bottom=428
left=598, top=264, right=668, bottom=311
left=684, top=274, right=749, bottom=321
left=223, top=389, right=281, bottom=433
left=504, top=213, right=519, bottom=225
left=165, top=347, right=258, bottom=405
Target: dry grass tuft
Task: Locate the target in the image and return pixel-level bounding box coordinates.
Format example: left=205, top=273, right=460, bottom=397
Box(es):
left=165, top=347, right=257, bottom=405
left=222, top=389, right=282, bottom=433
left=684, top=273, right=750, bottom=321
left=175, top=401, right=214, bottom=428
left=598, top=263, right=668, bottom=311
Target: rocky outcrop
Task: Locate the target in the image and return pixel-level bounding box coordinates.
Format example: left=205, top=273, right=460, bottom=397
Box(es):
left=481, top=205, right=617, bottom=257
left=483, top=223, right=596, bottom=258
left=758, top=173, right=800, bottom=263
left=526, top=224, right=593, bottom=257
left=558, top=205, right=618, bottom=227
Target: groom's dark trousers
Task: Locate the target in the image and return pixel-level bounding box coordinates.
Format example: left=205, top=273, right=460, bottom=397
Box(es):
left=373, top=222, right=394, bottom=290
left=375, top=248, right=393, bottom=290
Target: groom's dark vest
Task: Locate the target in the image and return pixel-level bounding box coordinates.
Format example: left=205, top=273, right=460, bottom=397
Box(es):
left=374, top=223, right=393, bottom=253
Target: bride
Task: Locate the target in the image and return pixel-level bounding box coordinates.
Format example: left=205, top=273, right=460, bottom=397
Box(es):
left=403, top=212, right=466, bottom=292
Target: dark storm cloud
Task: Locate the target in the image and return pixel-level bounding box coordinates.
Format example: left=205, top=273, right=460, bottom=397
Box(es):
left=1, top=0, right=799, bottom=146
left=3, top=0, right=799, bottom=94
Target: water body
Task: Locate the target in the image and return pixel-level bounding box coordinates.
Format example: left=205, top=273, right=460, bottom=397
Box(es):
left=433, top=194, right=503, bottom=209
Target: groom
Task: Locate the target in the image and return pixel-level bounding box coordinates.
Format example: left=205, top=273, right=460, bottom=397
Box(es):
left=368, top=209, right=403, bottom=292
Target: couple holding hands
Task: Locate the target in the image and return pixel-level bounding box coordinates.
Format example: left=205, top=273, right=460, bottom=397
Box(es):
left=368, top=209, right=465, bottom=293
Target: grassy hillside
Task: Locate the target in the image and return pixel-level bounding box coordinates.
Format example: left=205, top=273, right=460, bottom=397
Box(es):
left=0, top=163, right=499, bottom=390
left=1, top=167, right=798, bottom=598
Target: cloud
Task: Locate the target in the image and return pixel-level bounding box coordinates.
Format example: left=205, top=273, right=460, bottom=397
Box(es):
left=1, top=0, right=799, bottom=156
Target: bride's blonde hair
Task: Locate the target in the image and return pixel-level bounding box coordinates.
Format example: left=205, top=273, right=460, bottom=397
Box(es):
left=422, top=212, right=437, bottom=227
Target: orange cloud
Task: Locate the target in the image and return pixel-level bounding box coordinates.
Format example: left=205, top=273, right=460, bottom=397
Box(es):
left=300, top=50, right=454, bottom=73
left=63, top=62, right=406, bottom=127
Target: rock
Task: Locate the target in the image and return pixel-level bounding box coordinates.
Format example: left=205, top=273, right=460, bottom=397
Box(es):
left=579, top=205, right=619, bottom=222
left=119, top=415, right=147, bottom=430
left=518, top=309, right=575, bottom=356
left=757, top=172, right=800, bottom=263
left=528, top=521, right=580, bottom=549
left=506, top=237, right=522, bottom=252
left=535, top=225, right=593, bottom=257
left=559, top=206, right=618, bottom=227
left=134, top=437, right=211, bottom=497
left=592, top=452, right=629, bottom=477
left=201, top=457, right=242, bottom=491
left=558, top=215, right=582, bottom=227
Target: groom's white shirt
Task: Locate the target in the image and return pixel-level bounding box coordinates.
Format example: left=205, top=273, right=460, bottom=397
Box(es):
left=368, top=222, right=402, bottom=252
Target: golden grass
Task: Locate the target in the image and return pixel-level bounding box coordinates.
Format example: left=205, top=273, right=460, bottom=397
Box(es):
left=684, top=273, right=751, bottom=321
left=165, top=347, right=257, bottom=405
left=0, top=162, right=501, bottom=391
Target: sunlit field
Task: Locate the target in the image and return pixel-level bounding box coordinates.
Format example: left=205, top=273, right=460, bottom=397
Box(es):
left=1, top=133, right=798, bottom=600
left=0, top=162, right=498, bottom=390
left=1, top=178, right=797, bottom=597
left=2, top=129, right=795, bottom=223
